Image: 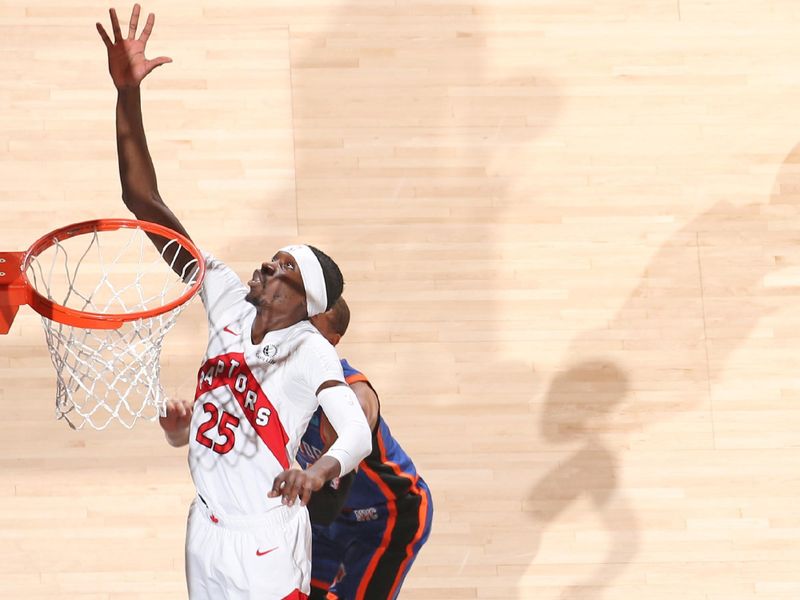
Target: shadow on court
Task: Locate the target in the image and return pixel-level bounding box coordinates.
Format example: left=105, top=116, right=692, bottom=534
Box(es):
left=519, top=138, right=800, bottom=599
left=526, top=361, right=637, bottom=600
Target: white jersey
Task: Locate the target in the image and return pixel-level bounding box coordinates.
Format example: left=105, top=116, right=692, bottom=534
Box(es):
left=188, top=254, right=345, bottom=516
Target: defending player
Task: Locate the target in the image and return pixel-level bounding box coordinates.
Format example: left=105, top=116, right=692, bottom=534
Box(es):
left=96, top=6, right=372, bottom=599
left=299, top=299, right=433, bottom=600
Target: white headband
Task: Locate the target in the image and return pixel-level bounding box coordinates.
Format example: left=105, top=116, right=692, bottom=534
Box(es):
left=279, top=245, right=328, bottom=317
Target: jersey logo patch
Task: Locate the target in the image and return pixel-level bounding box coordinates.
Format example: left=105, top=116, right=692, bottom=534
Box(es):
left=256, top=546, right=278, bottom=557
left=223, top=326, right=239, bottom=336
left=353, top=507, right=379, bottom=522
left=260, top=344, right=278, bottom=364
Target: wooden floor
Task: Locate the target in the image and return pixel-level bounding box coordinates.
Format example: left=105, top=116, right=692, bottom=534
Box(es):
left=3, top=0, right=800, bottom=598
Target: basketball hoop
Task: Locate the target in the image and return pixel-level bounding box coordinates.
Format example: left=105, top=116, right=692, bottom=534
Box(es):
left=0, top=219, right=205, bottom=430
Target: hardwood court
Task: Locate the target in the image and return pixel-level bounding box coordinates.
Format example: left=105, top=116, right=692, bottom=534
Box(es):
left=2, top=1, right=800, bottom=598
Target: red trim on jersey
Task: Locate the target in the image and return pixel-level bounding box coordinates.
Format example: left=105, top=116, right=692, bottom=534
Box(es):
left=280, top=590, right=309, bottom=600
left=388, top=485, right=431, bottom=598
left=196, top=352, right=290, bottom=469
left=376, top=428, right=421, bottom=498
left=355, top=458, right=398, bottom=600
left=311, top=577, right=331, bottom=592
left=372, top=427, right=427, bottom=597
left=344, top=372, right=369, bottom=385
left=325, top=591, right=340, bottom=600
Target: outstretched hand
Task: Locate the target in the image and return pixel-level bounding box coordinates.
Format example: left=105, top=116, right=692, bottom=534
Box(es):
left=96, top=4, right=172, bottom=89
left=269, top=468, right=327, bottom=507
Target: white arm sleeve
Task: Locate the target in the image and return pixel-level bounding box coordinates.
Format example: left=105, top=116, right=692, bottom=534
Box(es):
left=317, top=385, right=372, bottom=477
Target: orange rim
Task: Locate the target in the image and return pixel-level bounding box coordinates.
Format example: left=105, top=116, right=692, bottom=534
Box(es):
left=21, top=219, right=205, bottom=329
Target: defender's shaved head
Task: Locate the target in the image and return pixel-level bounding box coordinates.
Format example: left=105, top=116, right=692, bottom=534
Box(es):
left=310, top=297, right=351, bottom=346
left=328, top=297, right=350, bottom=336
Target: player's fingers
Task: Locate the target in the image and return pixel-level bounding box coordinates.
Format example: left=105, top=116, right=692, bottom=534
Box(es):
left=280, top=473, right=303, bottom=506
left=109, top=8, right=123, bottom=41
left=159, top=403, right=176, bottom=425
left=299, top=483, right=313, bottom=506
left=268, top=471, right=288, bottom=498
left=182, top=398, right=194, bottom=415
left=127, top=3, right=141, bottom=39
left=174, top=400, right=187, bottom=419
left=159, top=402, right=175, bottom=425
left=139, top=12, right=155, bottom=44
left=180, top=402, right=194, bottom=424
left=145, top=56, right=172, bottom=75
left=96, top=23, right=113, bottom=48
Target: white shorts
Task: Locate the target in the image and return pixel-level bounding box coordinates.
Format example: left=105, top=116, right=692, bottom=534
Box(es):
left=185, top=496, right=311, bottom=600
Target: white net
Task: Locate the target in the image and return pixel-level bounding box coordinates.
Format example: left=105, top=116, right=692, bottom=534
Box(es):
left=25, top=225, right=201, bottom=430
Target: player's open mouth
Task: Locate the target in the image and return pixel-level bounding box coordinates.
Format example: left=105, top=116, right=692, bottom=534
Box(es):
left=248, top=269, right=263, bottom=286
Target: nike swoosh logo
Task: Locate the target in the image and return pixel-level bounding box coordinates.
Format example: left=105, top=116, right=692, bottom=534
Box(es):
left=223, top=326, right=239, bottom=336
left=256, top=547, right=278, bottom=557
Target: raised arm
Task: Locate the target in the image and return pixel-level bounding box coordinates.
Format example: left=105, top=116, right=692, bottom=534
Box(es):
left=97, top=5, right=195, bottom=276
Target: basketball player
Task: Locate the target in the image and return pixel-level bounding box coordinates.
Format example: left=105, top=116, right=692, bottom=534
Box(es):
left=96, top=5, right=372, bottom=599
left=299, top=299, right=433, bottom=600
